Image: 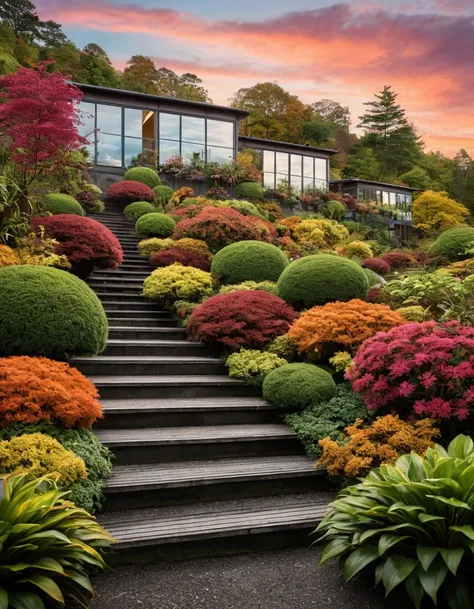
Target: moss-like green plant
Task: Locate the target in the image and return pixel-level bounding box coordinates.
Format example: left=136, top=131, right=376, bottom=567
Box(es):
left=135, top=212, right=176, bottom=238
left=42, top=193, right=84, bottom=216
left=429, top=226, right=474, bottom=260
left=124, top=166, right=161, bottom=189
left=211, top=240, right=289, bottom=284
left=124, top=201, right=156, bottom=221
left=277, top=254, right=369, bottom=309
left=262, top=363, right=336, bottom=411
left=396, top=305, right=431, bottom=322
left=143, top=262, right=213, bottom=306
left=225, top=349, right=287, bottom=385
left=153, top=184, right=174, bottom=205
left=234, top=182, right=264, bottom=200
left=0, top=266, right=108, bottom=357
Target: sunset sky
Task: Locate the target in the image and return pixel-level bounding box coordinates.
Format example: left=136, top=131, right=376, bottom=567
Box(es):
left=35, top=0, right=474, bottom=157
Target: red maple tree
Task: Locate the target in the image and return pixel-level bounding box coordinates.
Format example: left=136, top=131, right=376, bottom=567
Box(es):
left=0, top=63, right=86, bottom=209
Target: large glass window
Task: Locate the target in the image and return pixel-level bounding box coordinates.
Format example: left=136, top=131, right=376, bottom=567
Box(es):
left=77, top=101, right=96, bottom=161
left=182, top=116, right=205, bottom=145
left=96, top=133, right=122, bottom=167
left=314, top=158, right=327, bottom=186
left=260, top=150, right=328, bottom=193
left=207, top=120, right=233, bottom=148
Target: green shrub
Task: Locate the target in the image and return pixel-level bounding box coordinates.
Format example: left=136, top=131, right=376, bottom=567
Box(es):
left=0, top=266, right=108, bottom=357
left=266, top=334, right=298, bottom=360
left=277, top=254, right=369, bottom=309
left=42, top=193, right=85, bottom=216
left=225, top=349, right=287, bottom=385
left=143, top=263, right=213, bottom=306
left=154, top=184, right=174, bottom=205
left=0, top=422, right=113, bottom=514
left=124, top=201, right=156, bottom=221
left=321, top=200, right=346, bottom=222
left=87, top=199, right=105, bottom=213
left=135, top=212, right=176, bottom=238
left=262, top=363, right=336, bottom=411
left=429, top=226, right=474, bottom=260
left=223, top=199, right=267, bottom=218
left=124, top=166, right=161, bottom=189
left=284, top=384, right=368, bottom=457
left=211, top=241, right=289, bottom=284
left=234, top=182, right=264, bottom=200
left=219, top=281, right=278, bottom=296
left=0, top=474, right=112, bottom=609
left=316, top=434, right=474, bottom=609
left=363, top=267, right=384, bottom=287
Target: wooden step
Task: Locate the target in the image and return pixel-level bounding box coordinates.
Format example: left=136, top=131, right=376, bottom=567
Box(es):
left=104, top=317, right=178, bottom=327
left=103, top=339, right=211, bottom=357
left=71, top=355, right=225, bottom=376
left=95, top=423, right=297, bottom=463
left=103, top=310, right=170, bottom=318
left=103, top=456, right=325, bottom=510
left=107, top=326, right=187, bottom=340
left=101, top=300, right=164, bottom=310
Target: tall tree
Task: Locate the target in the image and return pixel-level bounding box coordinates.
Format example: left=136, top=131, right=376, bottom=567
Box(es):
left=81, top=43, right=118, bottom=87
left=174, top=72, right=211, bottom=103
left=0, top=0, right=40, bottom=39
left=121, top=55, right=158, bottom=94
left=342, top=147, right=381, bottom=181
left=358, top=85, right=408, bottom=139
left=311, top=99, right=351, bottom=132
left=83, top=43, right=111, bottom=64
left=449, top=149, right=474, bottom=213
left=37, top=20, right=68, bottom=47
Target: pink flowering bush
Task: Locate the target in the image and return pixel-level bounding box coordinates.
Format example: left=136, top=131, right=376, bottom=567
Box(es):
left=346, top=321, right=474, bottom=429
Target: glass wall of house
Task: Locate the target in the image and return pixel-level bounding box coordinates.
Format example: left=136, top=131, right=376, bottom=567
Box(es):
left=78, top=101, right=236, bottom=167
left=261, top=150, right=328, bottom=192
left=359, top=186, right=412, bottom=221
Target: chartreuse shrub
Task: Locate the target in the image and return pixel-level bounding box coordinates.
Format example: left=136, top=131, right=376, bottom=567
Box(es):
left=0, top=474, right=113, bottom=609
left=42, top=193, right=85, bottom=216
left=143, top=263, right=213, bottom=307
left=316, top=434, right=474, bottom=609
left=174, top=238, right=212, bottom=260
left=396, top=305, right=431, bottom=322
left=277, top=255, right=369, bottom=309
left=154, top=184, right=174, bottom=205
left=225, top=349, right=287, bottom=385
left=263, top=363, right=336, bottom=411
left=429, top=226, right=474, bottom=261
left=136, top=212, right=175, bottom=238
left=211, top=241, right=289, bottom=284
left=223, top=199, right=267, bottom=218
left=0, top=244, right=19, bottom=266
left=124, top=201, right=156, bottom=221
left=0, top=433, right=86, bottom=486
left=0, top=422, right=113, bottom=513
left=219, top=281, right=278, bottom=295
left=337, top=240, right=373, bottom=260
left=292, top=219, right=350, bottom=249
left=0, top=267, right=108, bottom=358
left=284, top=384, right=368, bottom=458
left=124, top=166, right=161, bottom=189
left=234, top=181, right=264, bottom=200
left=138, top=237, right=174, bottom=257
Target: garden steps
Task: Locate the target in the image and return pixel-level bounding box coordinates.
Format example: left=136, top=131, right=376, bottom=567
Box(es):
left=84, top=206, right=330, bottom=560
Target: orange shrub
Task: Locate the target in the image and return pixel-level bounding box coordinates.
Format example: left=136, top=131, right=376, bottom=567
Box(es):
left=288, top=299, right=407, bottom=355
left=280, top=216, right=302, bottom=231
left=318, top=415, right=439, bottom=478
left=0, top=356, right=102, bottom=428
left=0, top=245, right=19, bottom=267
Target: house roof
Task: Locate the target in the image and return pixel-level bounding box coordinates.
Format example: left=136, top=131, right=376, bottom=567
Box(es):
left=239, top=135, right=337, bottom=156
left=330, top=178, right=420, bottom=192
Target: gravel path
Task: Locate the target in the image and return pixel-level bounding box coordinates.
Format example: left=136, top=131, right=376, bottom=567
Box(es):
left=92, top=547, right=396, bottom=609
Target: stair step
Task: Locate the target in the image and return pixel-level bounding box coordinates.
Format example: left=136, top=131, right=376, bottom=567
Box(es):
left=104, top=317, right=178, bottom=327
left=99, top=493, right=331, bottom=559
left=104, top=339, right=211, bottom=357
left=107, top=327, right=187, bottom=340
left=71, top=355, right=225, bottom=376
left=103, top=456, right=324, bottom=510
left=96, top=292, right=148, bottom=301
left=101, top=300, right=164, bottom=310
left=104, top=310, right=170, bottom=318
left=89, top=276, right=146, bottom=284
left=95, top=423, right=299, bottom=463
left=89, top=283, right=143, bottom=293
left=92, top=271, right=151, bottom=278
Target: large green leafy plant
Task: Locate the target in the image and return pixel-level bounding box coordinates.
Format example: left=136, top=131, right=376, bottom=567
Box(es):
left=316, top=435, right=474, bottom=609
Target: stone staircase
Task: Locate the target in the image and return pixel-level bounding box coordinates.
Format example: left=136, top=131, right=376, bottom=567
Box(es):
left=72, top=206, right=332, bottom=562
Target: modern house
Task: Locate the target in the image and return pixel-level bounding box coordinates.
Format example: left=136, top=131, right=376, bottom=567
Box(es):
left=76, top=83, right=335, bottom=195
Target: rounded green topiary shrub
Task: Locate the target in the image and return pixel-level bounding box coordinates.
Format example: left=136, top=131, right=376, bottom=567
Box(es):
left=211, top=241, right=289, bottom=284
left=429, top=227, right=474, bottom=261
left=124, top=167, right=161, bottom=189
left=263, top=363, right=336, bottom=411
left=153, top=185, right=175, bottom=205
left=277, top=254, right=369, bottom=309
left=42, top=194, right=85, bottom=216
left=135, top=213, right=176, bottom=238
left=234, top=182, right=264, bottom=201
left=124, top=201, right=156, bottom=221
left=0, top=266, right=108, bottom=358
left=363, top=267, right=385, bottom=287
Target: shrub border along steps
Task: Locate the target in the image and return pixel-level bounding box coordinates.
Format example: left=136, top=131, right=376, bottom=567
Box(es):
left=77, top=207, right=332, bottom=562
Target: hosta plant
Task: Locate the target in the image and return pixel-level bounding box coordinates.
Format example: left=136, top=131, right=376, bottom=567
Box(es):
left=0, top=473, right=113, bottom=609
left=316, top=435, right=474, bottom=609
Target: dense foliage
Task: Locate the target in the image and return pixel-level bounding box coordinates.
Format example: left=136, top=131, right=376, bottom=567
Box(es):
left=138, top=237, right=175, bottom=257
left=105, top=179, right=156, bottom=204
left=41, top=193, right=85, bottom=216
left=143, top=263, right=213, bottom=306
left=361, top=257, right=391, bottom=275
left=234, top=181, right=264, bottom=200
left=188, top=290, right=296, bottom=350
left=0, top=244, right=19, bottom=266
left=277, top=255, right=369, bottom=309
left=225, top=349, right=287, bottom=385
left=219, top=281, right=278, bottom=295
left=0, top=266, right=108, bottom=357
left=123, top=201, right=156, bottom=221
left=263, top=363, right=337, bottom=411
left=337, top=240, right=373, bottom=260
left=150, top=247, right=210, bottom=271
left=292, top=219, right=350, bottom=249
left=124, top=166, right=161, bottom=189
left=153, top=184, right=174, bottom=205
left=211, top=241, right=289, bottom=284
left=381, top=250, right=416, bottom=269
left=429, top=226, right=474, bottom=261
left=135, top=212, right=176, bottom=238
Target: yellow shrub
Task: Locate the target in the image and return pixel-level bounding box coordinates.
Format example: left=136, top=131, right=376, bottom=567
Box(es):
left=396, top=305, right=431, bottom=322
left=0, top=245, right=19, bottom=267
left=318, top=415, right=439, bottom=478
left=436, top=258, right=474, bottom=279
left=413, top=190, right=469, bottom=232
left=174, top=238, right=212, bottom=260
left=138, top=238, right=174, bottom=257
left=293, top=219, right=349, bottom=249
left=143, top=262, right=213, bottom=306
left=329, top=351, right=353, bottom=373
left=337, top=240, right=373, bottom=260
left=0, top=433, right=87, bottom=487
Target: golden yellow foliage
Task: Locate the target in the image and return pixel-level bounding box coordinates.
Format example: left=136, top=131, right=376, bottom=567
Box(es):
left=413, top=190, right=469, bottom=233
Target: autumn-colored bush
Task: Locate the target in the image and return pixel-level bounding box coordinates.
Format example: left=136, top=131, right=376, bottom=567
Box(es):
left=277, top=255, right=369, bottom=309
left=292, top=219, right=349, bottom=248
left=0, top=356, right=103, bottom=428
left=172, top=207, right=269, bottom=252
left=105, top=179, right=156, bottom=204
left=138, top=237, right=175, bottom=257
left=30, top=214, right=123, bottom=278
left=211, top=241, right=289, bottom=284
left=347, top=321, right=474, bottom=427
left=0, top=244, right=19, bottom=266
left=361, top=257, right=390, bottom=275
left=280, top=216, right=302, bottom=231
left=124, top=166, right=161, bottom=189
left=337, top=240, right=373, bottom=260
left=381, top=250, right=416, bottom=269
left=289, top=299, right=407, bottom=356
left=150, top=248, right=210, bottom=271
left=168, top=186, right=194, bottom=208
left=41, top=193, right=85, bottom=216
left=367, top=286, right=382, bottom=303
left=437, top=258, right=474, bottom=278
left=173, top=238, right=212, bottom=260
left=135, top=212, right=176, bottom=238
left=318, top=415, right=439, bottom=479
left=143, top=263, right=213, bottom=306
left=123, top=201, right=156, bottom=221
left=0, top=433, right=87, bottom=487
left=171, top=205, right=204, bottom=220
left=188, top=290, right=297, bottom=350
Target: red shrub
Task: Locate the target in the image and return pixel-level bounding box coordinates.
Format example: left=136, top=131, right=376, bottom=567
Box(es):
left=150, top=248, right=210, bottom=271
left=31, top=215, right=123, bottom=278
left=171, top=205, right=203, bottom=220
left=105, top=180, right=155, bottom=204
left=367, top=287, right=382, bottom=303
left=347, top=321, right=474, bottom=425
left=382, top=251, right=416, bottom=270
left=362, top=257, right=390, bottom=275
left=173, top=207, right=270, bottom=252
left=187, top=290, right=297, bottom=349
